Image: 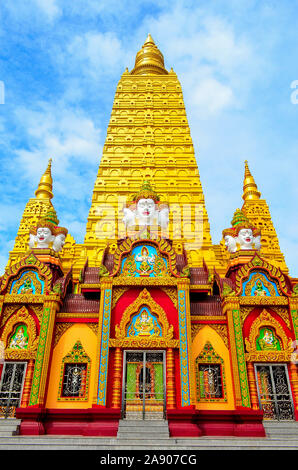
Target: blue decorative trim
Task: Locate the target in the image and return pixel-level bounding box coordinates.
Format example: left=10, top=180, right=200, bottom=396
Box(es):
left=97, top=288, right=112, bottom=405
left=178, top=289, right=191, bottom=407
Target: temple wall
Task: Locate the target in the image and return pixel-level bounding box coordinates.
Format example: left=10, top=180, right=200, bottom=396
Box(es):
left=192, top=325, right=235, bottom=410
left=45, top=324, right=97, bottom=409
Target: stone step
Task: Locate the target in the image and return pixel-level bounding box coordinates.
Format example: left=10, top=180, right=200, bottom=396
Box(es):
left=120, top=419, right=168, bottom=426
left=117, top=419, right=169, bottom=437
left=0, top=437, right=298, bottom=450
left=263, top=421, right=298, bottom=437
left=0, top=419, right=20, bottom=436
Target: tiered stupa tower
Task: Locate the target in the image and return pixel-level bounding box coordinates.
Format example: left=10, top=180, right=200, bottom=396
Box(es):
left=7, top=159, right=54, bottom=268
left=241, top=160, right=288, bottom=272
left=83, top=34, right=217, bottom=270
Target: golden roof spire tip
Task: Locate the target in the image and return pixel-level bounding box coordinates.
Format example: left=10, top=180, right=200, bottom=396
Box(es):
left=242, top=160, right=261, bottom=201
left=145, top=33, right=155, bottom=45
left=35, top=158, right=54, bottom=200
left=131, top=34, right=168, bottom=75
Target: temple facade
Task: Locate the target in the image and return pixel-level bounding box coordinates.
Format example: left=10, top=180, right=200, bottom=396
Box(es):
left=0, top=35, right=298, bottom=437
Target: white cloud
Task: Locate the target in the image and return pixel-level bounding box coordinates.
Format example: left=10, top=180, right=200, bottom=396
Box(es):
left=191, top=77, right=235, bottom=116
left=34, top=0, right=61, bottom=21
left=14, top=103, right=102, bottom=184
left=64, top=32, right=130, bottom=78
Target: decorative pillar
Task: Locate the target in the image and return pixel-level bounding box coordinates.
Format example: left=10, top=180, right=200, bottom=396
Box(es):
left=289, top=298, right=298, bottom=342
left=166, top=348, right=176, bottom=409
left=247, top=362, right=259, bottom=410
left=0, top=296, right=4, bottom=381
left=94, top=278, right=113, bottom=406
left=289, top=298, right=298, bottom=414
left=20, top=360, right=35, bottom=407
left=0, top=296, right=4, bottom=373
left=111, top=347, right=122, bottom=409
left=224, top=297, right=251, bottom=408
left=289, top=363, right=298, bottom=415
left=29, top=297, right=60, bottom=406
left=177, top=279, right=193, bottom=407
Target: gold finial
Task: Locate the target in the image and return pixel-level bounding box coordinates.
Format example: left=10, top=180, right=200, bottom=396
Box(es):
left=35, top=158, right=54, bottom=200
left=242, top=160, right=261, bottom=201
left=144, top=33, right=155, bottom=45
left=131, top=34, right=168, bottom=75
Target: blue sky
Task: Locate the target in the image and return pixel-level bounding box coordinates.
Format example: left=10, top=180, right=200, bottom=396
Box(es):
left=0, top=0, right=297, bottom=276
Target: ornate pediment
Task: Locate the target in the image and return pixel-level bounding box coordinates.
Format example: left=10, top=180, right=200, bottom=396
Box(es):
left=111, top=237, right=186, bottom=280
left=245, top=309, right=293, bottom=362
left=235, top=254, right=290, bottom=297
left=0, top=252, right=53, bottom=295
left=113, top=288, right=177, bottom=348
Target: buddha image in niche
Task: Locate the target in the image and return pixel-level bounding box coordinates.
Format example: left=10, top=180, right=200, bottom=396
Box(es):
left=9, top=326, right=28, bottom=349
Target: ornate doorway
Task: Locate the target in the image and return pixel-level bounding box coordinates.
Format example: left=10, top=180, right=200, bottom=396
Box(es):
left=0, top=362, right=27, bottom=418
left=255, top=364, right=295, bottom=420
left=122, top=351, right=166, bottom=420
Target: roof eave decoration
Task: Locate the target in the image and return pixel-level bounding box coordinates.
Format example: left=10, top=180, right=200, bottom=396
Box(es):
left=0, top=251, right=53, bottom=295
left=235, top=253, right=290, bottom=297
left=52, top=266, right=73, bottom=298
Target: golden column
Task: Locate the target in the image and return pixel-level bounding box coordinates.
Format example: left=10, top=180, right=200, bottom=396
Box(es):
left=246, top=362, right=259, bottom=410
left=93, top=278, right=113, bottom=406
left=166, top=348, right=176, bottom=409
left=20, top=360, right=35, bottom=408
left=177, top=279, right=194, bottom=406
left=111, top=347, right=123, bottom=409
left=29, top=297, right=60, bottom=406
left=289, top=297, right=298, bottom=414
left=223, top=297, right=251, bottom=408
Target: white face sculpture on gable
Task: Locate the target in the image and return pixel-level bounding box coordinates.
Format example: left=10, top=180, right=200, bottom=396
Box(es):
left=236, top=228, right=254, bottom=250
left=36, top=227, right=55, bottom=248
left=135, top=198, right=156, bottom=225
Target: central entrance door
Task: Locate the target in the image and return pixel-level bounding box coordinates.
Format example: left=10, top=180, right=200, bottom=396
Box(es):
left=255, top=364, right=295, bottom=420
left=122, top=350, right=166, bottom=420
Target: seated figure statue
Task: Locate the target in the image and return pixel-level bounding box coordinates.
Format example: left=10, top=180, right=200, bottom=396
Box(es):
left=123, top=181, right=169, bottom=229
left=222, top=209, right=261, bottom=253
left=29, top=209, right=68, bottom=253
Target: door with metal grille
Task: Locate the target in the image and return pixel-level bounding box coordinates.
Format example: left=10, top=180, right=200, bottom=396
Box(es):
left=122, top=351, right=166, bottom=420
left=255, top=364, right=295, bottom=420
left=0, top=362, right=27, bottom=418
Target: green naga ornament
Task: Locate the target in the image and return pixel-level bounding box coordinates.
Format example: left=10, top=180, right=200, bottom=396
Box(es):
left=98, top=265, right=110, bottom=278
left=222, top=282, right=236, bottom=297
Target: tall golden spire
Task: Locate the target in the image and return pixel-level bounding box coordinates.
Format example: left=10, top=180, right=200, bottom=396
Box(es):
left=35, top=158, right=54, bottom=200
left=82, top=33, right=218, bottom=277
left=242, top=160, right=261, bottom=201
left=7, top=159, right=55, bottom=268
left=241, top=160, right=288, bottom=273
left=131, top=34, right=168, bottom=75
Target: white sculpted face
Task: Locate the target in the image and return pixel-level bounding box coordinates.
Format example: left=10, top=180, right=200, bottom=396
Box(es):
left=136, top=198, right=156, bottom=224
left=122, top=198, right=169, bottom=229
left=36, top=227, right=54, bottom=248
left=236, top=228, right=253, bottom=250
left=53, top=233, right=66, bottom=252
